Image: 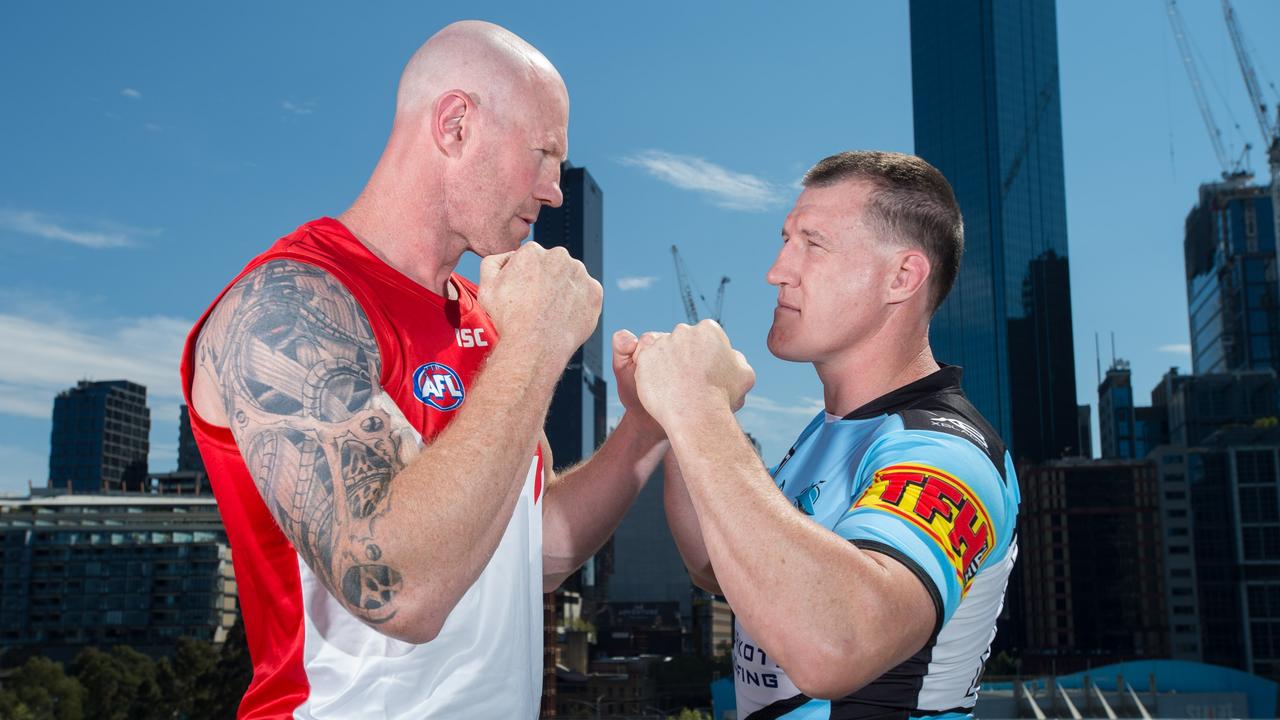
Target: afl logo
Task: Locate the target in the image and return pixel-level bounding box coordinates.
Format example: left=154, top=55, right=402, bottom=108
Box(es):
left=412, top=362, right=465, bottom=411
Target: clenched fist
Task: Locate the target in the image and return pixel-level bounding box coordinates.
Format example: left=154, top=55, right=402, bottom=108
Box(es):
left=477, top=242, right=603, bottom=363
left=632, top=320, right=755, bottom=431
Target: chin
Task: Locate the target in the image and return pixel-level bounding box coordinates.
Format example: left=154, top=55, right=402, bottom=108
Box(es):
left=767, top=328, right=808, bottom=362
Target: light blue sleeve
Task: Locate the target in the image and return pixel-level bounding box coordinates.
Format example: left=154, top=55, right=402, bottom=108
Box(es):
left=831, top=430, right=1012, bottom=626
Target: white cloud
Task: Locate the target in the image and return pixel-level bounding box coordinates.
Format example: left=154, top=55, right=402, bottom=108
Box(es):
left=0, top=209, right=159, bottom=249
left=617, top=276, right=659, bottom=291
left=0, top=312, right=191, bottom=423
left=121, top=88, right=141, bottom=99
left=282, top=100, right=316, bottom=116
left=1158, top=343, right=1191, bottom=354
left=743, top=394, right=825, bottom=417
left=621, top=150, right=785, bottom=211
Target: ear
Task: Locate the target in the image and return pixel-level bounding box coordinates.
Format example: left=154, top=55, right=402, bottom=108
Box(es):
left=431, top=89, right=474, bottom=157
left=887, top=248, right=932, bottom=306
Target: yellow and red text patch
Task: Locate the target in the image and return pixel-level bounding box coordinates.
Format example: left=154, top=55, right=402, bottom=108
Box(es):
left=851, top=463, right=995, bottom=594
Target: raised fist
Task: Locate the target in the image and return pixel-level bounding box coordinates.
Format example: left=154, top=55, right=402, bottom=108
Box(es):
left=632, top=320, right=755, bottom=430
left=478, top=242, right=602, bottom=362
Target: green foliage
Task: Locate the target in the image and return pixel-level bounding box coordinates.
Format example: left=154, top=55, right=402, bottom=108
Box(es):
left=0, top=655, right=85, bottom=720
left=0, top=624, right=253, bottom=720
left=983, top=650, right=1020, bottom=677
left=666, top=709, right=712, bottom=720
left=72, top=646, right=166, bottom=720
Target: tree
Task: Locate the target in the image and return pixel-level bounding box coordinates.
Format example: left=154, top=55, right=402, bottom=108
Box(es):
left=72, top=647, right=165, bottom=720
left=0, top=655, right=86, bottom=720
left=194, top=616, right=252, bottom=720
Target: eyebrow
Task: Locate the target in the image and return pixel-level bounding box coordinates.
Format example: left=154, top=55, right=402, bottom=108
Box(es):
left=800, top=228, right=827, bottom=242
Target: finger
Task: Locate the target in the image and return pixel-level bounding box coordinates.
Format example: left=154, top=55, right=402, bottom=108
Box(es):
left=479, top=251, right=516, bottom=286
left=613, top=329, right=638, bottom=357
left=635, top=331, right=667, bottom=353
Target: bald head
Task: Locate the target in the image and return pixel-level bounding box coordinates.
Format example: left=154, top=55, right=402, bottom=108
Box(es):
left=396, top=21, right=565, bottom=123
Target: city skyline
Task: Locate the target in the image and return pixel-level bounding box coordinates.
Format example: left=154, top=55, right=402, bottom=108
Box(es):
left=3, top=2, right=1280, bottom=493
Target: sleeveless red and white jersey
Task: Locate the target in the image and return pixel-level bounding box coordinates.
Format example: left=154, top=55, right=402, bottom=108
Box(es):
left=179, top=218, right=544, bottom=719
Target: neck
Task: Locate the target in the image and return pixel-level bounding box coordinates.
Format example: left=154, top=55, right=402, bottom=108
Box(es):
left=338, top=165, right=463, bottom=298
left=814, top=317, right=939, bottom=416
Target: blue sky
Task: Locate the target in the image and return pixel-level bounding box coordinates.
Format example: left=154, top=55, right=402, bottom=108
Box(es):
left=2, top=1, right=1279, bottom=494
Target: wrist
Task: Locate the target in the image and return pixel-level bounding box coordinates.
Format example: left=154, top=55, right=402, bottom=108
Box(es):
left=659, top=394, right=736, bottom=438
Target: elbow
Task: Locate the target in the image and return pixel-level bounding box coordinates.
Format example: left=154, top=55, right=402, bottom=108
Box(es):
left=788, top=652, right=871, bottom=700
left=374, top=602, right=449, bottom=645
left=781, top=631, right=875, bottom=700
left=543, top=570, right=570, bottom=594
left=690, top=566, right=723, bottom=596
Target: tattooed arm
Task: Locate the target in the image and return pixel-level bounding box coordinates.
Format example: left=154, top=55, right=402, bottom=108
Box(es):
left=194, top=248, right=600, bottom=642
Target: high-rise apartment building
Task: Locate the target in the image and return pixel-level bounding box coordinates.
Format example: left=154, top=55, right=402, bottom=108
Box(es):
left=1177, top=426, right=1280, bottom=679
left=0, top=494, right=237, bottom=660
left=910, top=0, right=1079, bottom=462
left=1150, top=367, right=1279, bottom=447
left=1185, top=182, right=1278, bottom=374
left=48, top=380, right=150, bottom=493
left=1018, top=459, right=1169, bottom=674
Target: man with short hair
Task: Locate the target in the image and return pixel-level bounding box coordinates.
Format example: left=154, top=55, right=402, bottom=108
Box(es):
left=181, top=21, right=667, bottom=718
left=633, top=151, right=1020, bottom=719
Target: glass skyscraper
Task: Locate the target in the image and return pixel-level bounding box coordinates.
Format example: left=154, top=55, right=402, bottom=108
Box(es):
left=1184, top=181, right=1278, bottom=374
left=48, top=380, right=150, bottom=493
left=911, top=0, right=1079, bottom=462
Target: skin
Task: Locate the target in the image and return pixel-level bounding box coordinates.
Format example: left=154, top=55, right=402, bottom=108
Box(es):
left=636, top=180, right=943, bottom=699
left=190, top=21, right=667, bottom=644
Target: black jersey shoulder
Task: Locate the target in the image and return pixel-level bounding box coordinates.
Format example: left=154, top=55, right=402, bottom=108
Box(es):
left=843, top=365, right=1008, bottom=483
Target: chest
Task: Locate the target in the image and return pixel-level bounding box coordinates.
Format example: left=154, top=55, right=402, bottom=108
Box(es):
left=380, top=297, right=500, bottom=444
left=772, top=421, right=881, bottom=529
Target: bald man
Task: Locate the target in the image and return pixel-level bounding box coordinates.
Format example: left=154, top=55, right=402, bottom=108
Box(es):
left=180, top=22, right=668, bottom=719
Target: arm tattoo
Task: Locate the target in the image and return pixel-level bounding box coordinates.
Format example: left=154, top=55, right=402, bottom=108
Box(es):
left=200, top=260, right=418, bottom=624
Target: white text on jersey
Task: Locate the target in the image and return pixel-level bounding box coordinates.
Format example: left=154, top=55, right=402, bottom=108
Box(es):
left=455, top=328, right=489, bottom=348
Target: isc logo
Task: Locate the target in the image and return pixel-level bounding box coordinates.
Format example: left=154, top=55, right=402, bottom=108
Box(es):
left=412, top=362, right=465, bottom=411
left=455, top=328, right=489, bottom=348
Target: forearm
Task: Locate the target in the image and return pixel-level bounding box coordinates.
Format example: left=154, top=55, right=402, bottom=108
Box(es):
left=379, top=338, right=567, bottom=632
left=542, top=412, right=667, bottom=587
left=662, top=451, right=721, bottom=594
left=666, top=406, right=904, bottom=692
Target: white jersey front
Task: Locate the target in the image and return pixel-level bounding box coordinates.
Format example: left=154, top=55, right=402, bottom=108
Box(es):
left=293, top=455, right=543, bottom=719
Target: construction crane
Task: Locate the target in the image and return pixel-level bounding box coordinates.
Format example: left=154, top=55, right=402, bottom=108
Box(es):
left=1221, top=0, right=1280, bottom=273
left=670, top=245, right=730, bottom=326
left=1165, top=0, right=1252, bottom=182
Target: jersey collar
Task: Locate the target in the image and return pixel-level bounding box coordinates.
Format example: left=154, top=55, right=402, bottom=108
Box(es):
left=841, top=364, right=965, bottom=420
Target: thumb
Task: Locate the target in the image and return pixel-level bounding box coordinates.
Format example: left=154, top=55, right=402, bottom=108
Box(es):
left=613, top=329, right=639, bottom=358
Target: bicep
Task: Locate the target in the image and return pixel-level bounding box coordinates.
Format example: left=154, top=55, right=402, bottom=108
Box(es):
left=835, top=434, right=1007, bottom=628
left=210, top=260, right=417, bottom=625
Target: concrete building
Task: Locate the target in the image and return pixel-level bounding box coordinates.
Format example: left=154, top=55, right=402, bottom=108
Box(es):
left=1018, top=459, right=1168, bottom=673
left=0, top=494, right=237, bottom=660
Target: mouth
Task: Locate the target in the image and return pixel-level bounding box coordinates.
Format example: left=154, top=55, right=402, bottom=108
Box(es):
left=776, top=299, right=800, bottom=313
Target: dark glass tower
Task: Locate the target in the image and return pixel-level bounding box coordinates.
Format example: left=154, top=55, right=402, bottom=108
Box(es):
left=535, top=163, right=607, bottom=471
left=534, top=163, right=609, bottom=600
left=911, top=0, right=1079, bottom=463
left=1184, top=182, right=1278, bottom=374
left=48, top=380, right=150, bottom=493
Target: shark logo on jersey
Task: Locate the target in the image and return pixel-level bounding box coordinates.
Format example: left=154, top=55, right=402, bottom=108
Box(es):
left=793, top=483, right=822, bottom=515
left=929, top=415, right=989, bottom=451
left=412, top=362, right=465, bottom=411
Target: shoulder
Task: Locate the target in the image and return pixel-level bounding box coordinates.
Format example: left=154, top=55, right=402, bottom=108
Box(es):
left=895, top=390, right=1008, bottom=483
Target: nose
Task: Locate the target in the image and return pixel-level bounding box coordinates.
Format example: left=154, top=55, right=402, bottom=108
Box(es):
left=765, top=242, right=797, bottom=288
left=536, top=167, right=564, bottom=208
